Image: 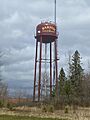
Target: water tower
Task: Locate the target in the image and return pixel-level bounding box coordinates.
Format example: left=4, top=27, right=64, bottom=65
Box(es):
left=33, top=0, right=59, bottom=101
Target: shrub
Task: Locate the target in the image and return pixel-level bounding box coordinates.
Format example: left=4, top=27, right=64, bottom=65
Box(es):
left=64, top=106, right=69, bottom=113
left=0, top=100, right=4, bottom=108
left=7, top=103, right=13, bottom=111
left=48, top=105, right=54, bottom=113
left=42, top=105, right=47, bottom=112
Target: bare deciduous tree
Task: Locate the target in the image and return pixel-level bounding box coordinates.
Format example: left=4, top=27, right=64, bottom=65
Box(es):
left=0, top=51, right=8, bottom=105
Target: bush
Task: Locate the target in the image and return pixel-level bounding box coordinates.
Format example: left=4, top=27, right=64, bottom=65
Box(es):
left=0, top=100, right=4, bottom=108
left=48, top=105, right=54, bottom=113
left=42, top=105, right=47, bottom=112
left=64, top=106, right=69, bottom=113
left=7, top=103, right=13, bottom=111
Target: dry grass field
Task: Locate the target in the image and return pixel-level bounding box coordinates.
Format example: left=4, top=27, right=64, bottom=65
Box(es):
left=0, top=106, right=90, bottom=120
left=0, top=115, right=67, bottom=120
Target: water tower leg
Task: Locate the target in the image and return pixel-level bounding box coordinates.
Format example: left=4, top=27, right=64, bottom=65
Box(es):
left=54, top=40, right=58, bottom=98
left=50, top=42, right=52, bottom=98
left=38, top=36, right=42, bottom=101
left=33, top=40, right=38, bottom=101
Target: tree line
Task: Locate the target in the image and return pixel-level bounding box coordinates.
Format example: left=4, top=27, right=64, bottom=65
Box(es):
left=56, top=50, right=90, bottom=107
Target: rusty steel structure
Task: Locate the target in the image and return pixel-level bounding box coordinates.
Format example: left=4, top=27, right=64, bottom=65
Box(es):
left=33, top=22, right=59, bottom=101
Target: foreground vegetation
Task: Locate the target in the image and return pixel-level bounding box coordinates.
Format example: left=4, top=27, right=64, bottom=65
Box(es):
left=0, top=115, right=67, bottom=120
left=0, top=105, right=90, bottom=120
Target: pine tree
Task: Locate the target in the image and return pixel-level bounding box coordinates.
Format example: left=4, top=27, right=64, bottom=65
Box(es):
left=69, top=50, right=84, bottom=97
left=59, top=68, right=66, bottom=96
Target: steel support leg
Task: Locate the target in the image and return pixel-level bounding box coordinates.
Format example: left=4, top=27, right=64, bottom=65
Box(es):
left=50, top=42, right=52, bottom=98
left=33, top=40, right=38, bottom=101
left=54, top=40, right=58, bottom=97
left=38, top=36, right=42, bottom=101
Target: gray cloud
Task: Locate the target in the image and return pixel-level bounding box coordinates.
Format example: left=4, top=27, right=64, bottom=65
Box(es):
left=0, top=0, right=90, bottom=92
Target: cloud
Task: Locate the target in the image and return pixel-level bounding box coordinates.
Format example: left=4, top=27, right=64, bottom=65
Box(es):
left=3, top=11, right=20, bottom=24
left=0, top=0, right=90, bottom=92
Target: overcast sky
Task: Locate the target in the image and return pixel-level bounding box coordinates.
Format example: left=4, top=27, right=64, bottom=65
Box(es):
left=0, top=0, right=90, bottom=95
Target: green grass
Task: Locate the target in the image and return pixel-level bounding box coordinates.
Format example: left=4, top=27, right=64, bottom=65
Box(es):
left=0, top=115, right=68, bottom=120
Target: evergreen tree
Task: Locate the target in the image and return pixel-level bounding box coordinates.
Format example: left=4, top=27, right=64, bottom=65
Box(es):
left=64, top=80, right=71, bottom=100
left=59, top=68, right=66, bottom=96
left=69, top=50, right=84, bottom=97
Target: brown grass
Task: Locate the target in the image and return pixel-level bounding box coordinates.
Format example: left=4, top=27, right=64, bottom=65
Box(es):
left=0, top=106, right=90, bottom=120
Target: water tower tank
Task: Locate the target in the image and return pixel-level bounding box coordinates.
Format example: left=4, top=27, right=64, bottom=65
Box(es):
left=35, top=22, right=58, bottom=43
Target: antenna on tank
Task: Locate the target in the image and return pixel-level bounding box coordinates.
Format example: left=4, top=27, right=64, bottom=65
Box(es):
left=54, top=0, right=56, bottom=24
